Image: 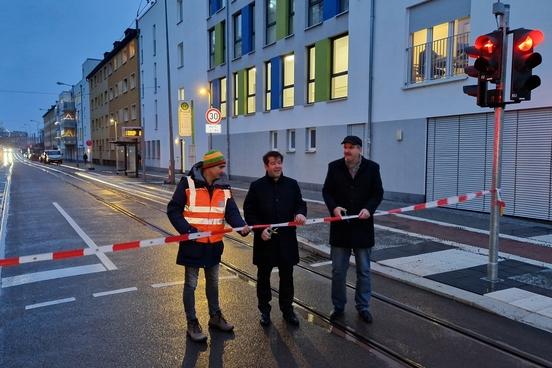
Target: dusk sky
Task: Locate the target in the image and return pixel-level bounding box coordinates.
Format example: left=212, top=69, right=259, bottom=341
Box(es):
left=0, top=0, right=144, bottom=134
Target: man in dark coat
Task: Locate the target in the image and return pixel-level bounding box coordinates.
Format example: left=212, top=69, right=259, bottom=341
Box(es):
left=167, top=150, right=250, bottom=342
left=322, top=136, right=383, bottom=323
left=244, top=151, right=307, bottom=327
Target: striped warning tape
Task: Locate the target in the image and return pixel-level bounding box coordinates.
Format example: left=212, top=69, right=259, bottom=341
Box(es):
left=0, top=189, right=494, bottom=267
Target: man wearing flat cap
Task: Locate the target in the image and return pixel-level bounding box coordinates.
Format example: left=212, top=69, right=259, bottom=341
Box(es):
left=322, top=136, right=383, bottom=323
left=167, top=150, right=250, bottom=342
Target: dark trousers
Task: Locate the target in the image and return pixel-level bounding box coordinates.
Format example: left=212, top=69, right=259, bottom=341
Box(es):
left=256, top=264, right=294, bottom=315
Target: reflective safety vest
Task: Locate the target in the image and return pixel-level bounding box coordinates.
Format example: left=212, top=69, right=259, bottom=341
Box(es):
left=183, top=177, right=231, bottom=243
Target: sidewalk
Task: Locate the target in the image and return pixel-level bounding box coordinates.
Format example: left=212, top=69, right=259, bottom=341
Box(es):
left=60, top=161, right=552, bottom=333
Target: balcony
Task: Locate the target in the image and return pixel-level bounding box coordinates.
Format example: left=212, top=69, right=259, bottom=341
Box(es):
left=407, top=32, right=469, bottom=85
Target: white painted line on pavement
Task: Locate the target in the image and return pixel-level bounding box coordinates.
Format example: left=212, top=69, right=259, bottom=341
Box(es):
left=310, top=260, right=332, bottom=267
left=25, top=297, right=76, bottom=310
left=220, top=275, right=239, bottom=280
left=2, top=263, right=106, bottom=288
left=53, top=202, right=117, bottom=271
left=93, top=287, right=137, bottom=298
left=151, top=281, right=184, bottom=288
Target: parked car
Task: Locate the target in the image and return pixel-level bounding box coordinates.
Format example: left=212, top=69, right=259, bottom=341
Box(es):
left=42, top=150, right=63, bottom=165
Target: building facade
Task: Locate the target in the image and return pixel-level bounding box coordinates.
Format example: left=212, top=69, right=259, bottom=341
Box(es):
left=87, top=29, right=141, bottom=168
left=76, top=58, right=101, bottom=162
left=42, top=105, right=57, bottom=150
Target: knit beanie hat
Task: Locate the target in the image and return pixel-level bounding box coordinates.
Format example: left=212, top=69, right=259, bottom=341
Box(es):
left=202, top=150, right=226, bottom=169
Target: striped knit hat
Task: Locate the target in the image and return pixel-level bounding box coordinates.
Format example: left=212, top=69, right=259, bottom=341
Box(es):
left=202, top=150, right=226, bottom=169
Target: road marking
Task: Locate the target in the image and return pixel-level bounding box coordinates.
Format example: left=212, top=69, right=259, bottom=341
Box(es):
left=151, top=281, right=184, bottom=288
left=2, top=264, right=106, bottom=288
left=310, top=260, right=332, bottom=267
left=93, top=287, right=137, bottom=298
left=220, top=275, right=239, bottom=280
left=25, top=297, right=76, bottom=310
left=53, top=202, right=117, bottom=271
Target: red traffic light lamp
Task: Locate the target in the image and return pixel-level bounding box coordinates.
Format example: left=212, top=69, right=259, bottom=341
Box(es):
left=510, top=29, right=544, bottom=101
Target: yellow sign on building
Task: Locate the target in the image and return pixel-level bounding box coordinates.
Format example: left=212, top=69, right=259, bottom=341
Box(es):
left=178, top=101, right=193, bottom=137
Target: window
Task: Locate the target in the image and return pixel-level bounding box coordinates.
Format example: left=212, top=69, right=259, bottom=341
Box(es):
left=331, top=34, right=349, bottom=99
left=177, top=0, right=183, bottom=23
left=233, top=72, right=239, bottom=116
left=210, top=0, right=226, bottom=15
left=178, top=87, right=185, bottom=101
left=265, top=61, right=271, bottom=111
left=306, top=127, right=316, bottom=151
left=287, top=129, right=296, bottom=152
left=154, top=99, right=158, bottom=130
left=282, top=54, right=294, bottom=107
left=266, top=0, right=276, bottom=45
left=130, top=73, right=136, bottom=90
left=307, top=45, right=315, bottom=103
left=220, top=77, right=227, bottom=118
left=270, top=130, right=278, bottom=150
left=154, top=62, right=158, bottom=94
left=131, top=104, right=137, bottom=120
left=123, top=108, right=129, bottom=122
left=308, top=0, right=323, bottom=27
left=233, top=12, right=242, bottom=58
left=177, top=42, right=184, bottom=67
left=339, top=0, right=349, bottom=13
left=130, top=40, right=136, bottom=58
left=109, top=88, right=113, bottom=101
left=288, top=0, right=295, bottom=35
left=123, top=78, right=128, bottom=93
left=247, top=67, right=256, bottom=114
left=122, top=48, right=128, bottom=64
left=408, top=15, right=470, bottom=84
left=140, top=36, right=143, bottom=63
left=209, top=28, right=215, bottom=68
left=153, top=24, right=157, bottom=56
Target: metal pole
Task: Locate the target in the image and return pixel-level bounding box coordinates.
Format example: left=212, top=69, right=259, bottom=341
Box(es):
left=225, top=0, right=231, bottom=179
left=487, top=2, right=509, bottom=283
left=164, top=0, right=176, bottom=184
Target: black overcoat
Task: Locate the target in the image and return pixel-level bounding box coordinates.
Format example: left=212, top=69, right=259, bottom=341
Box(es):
left=322, top=157, right=384, bottom=248
left=244, top=174, right=307, bottom=266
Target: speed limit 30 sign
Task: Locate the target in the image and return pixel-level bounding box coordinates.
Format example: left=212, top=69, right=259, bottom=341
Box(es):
left=205, top=108, right=222, bottom=124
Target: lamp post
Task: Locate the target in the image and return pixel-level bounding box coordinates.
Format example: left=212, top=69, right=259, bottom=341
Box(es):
left=163, top=0, right=176, bottom=184
left=199, top=87, right=213, bottom=150
left=57, top=81, right=80, bottom=167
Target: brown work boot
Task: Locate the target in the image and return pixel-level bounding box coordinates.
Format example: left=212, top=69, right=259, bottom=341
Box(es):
left=208, top=311, right=234, bottom=332
left=187, top=319, right=207, bottom=342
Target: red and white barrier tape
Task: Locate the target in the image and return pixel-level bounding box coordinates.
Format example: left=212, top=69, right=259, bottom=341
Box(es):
left=0, top=189, right=495, bottom=268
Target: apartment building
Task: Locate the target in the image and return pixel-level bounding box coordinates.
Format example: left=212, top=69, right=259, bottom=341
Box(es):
left=87, top=28, right=141, bottom=169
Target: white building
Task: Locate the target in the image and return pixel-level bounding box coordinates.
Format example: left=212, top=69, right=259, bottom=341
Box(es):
left=75, top=58, right=101, bottom=161
left=137, top=0, right=552, bottom=220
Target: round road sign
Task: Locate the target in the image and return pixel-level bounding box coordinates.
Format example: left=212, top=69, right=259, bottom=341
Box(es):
left=205, top=108, right=222, bottom=124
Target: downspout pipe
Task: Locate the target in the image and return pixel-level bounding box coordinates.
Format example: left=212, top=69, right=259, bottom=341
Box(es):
left=367, top=0, right=376, bottom=159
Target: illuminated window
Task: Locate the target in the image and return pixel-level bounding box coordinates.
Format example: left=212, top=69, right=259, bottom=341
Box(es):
left=282, top=54, right=294, bottom=107
left=220, top=77, right=227, bottom=118
left=307, top=45, right=315, bottom=103
left=331, top=35, right=348, bottom=99
left=233, top=72, right=239, bottom=116
left=265, top=61, right=271, bottom=111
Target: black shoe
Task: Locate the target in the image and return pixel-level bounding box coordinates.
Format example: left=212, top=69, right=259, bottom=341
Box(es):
left=330, top=309, right=344, bottom=321
left=359, top=310, right=373, bottom=323
left=283, top=311, right=299, bottom=326
left=260, top=312, right=271, bottom=326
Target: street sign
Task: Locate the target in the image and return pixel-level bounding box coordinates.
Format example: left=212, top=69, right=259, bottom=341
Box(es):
left=205, top=107, right=222, bottom=134
left=205, top=108, right=222, bottom=124
left=86, top=139, right=93, bottom=147
left=178, top=101, right=192, bottom=137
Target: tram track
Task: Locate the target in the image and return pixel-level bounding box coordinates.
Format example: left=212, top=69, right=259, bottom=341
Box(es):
left=19, top=158, right=552, bottom=367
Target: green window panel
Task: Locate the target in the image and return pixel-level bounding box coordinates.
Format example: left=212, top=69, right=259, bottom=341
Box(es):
left=214, top=22, right=225, bottom=66
left=276, top=0, right=290, bottom=40
left=315, top=38, right=331, bottom=102
left=238, top=69, right=247, bottom=115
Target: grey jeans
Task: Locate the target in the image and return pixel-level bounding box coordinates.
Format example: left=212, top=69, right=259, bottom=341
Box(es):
left=183, top=264, right=220, bottom=321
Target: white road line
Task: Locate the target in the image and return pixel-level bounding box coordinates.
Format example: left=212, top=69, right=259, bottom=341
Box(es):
left=53, top=202, right=117, bottom=271
left=2, top=264, right=106, bottom=288
left=25, top=297, right=76, bottom=310
left=93, top=287, right=137, bottom=297
left=220, top=275, right=239, bottom=280
left=310, top=260, right=332, bottom=267
left=151, top=281, right=184, bottom=288
left=0, top=162, right=13, bottom=284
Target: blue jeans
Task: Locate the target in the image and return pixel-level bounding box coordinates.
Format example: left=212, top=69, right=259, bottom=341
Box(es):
left=331, top=247, right=372, bottom=312
left=183, top=264, right=220, bottom=321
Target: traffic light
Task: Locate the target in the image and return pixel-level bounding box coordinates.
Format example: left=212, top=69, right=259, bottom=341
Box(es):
left=463, top=31, right=503, bottom=107
left=510, top=28, right=544, bottom=101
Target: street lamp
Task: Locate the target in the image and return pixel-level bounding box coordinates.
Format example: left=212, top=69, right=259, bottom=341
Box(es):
left=198, top=86, right=213, bottom=150
left=57, top=81, right=81, bottom=167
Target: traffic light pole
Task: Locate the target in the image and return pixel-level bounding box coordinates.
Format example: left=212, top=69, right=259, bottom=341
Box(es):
left=487, top=2, right=510, bottom=283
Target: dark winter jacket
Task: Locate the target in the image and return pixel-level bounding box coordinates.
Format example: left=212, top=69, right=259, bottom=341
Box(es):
left=322, top=157, right=384, bottom=248
left=244, top=174, right=307, bottom=266
left=167, top=162, right=246, bottom=267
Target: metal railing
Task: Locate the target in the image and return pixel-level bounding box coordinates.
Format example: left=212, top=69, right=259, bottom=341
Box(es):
left=408, top=32, right=470, bottom=84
